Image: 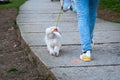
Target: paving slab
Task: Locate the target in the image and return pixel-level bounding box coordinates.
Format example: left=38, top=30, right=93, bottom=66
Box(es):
left=20, top=0, right=61, bottom=11
left=21, top=31, right=120, bottom=46
left=17, top=13, right=77, bottom=23
left=18, top=22, right=78, bottom=32
left=30, top=44, right=120, bottom=68
left=51, top=66, right=120, bottom=80
left=18, top=18, right=120, bottom=33
left=21, top=32, right=80, bottom=46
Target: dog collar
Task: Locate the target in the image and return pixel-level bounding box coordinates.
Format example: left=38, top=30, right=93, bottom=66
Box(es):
left=52, top=29, right=58, bottom=32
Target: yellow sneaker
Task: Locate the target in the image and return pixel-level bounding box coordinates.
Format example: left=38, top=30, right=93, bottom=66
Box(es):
left=80, top=51, right=92, bottom=61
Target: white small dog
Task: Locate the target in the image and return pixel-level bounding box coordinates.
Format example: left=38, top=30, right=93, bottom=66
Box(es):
left=45, top=26, right=62, bottom=57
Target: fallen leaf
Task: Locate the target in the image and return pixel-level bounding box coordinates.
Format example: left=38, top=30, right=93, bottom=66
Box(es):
left=71, top=59, right=83, bottom=63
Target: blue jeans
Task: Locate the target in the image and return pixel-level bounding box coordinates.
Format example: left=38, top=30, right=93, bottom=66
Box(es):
left=63, top=0, right=71, bottom=10
left=63, top=0, right=77, bottom=12
left=76, top=0, right=99, bottom=52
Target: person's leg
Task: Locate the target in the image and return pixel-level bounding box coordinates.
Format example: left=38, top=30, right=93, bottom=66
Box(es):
left=63, top=0, right=71, bottom=11
left=89, top=0, right=99, bottom=40
left=76, top=0, right=91, bottom=53
left=71, top=0, right=77, bottom=12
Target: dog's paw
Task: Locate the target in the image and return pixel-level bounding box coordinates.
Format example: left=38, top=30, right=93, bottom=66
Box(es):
left=54, top=52, right=59, bottom=57
left=50, top=52, right=59, bottom=57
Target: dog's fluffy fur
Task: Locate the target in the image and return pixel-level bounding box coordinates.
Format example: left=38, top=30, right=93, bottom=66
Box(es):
left=45, top=26, right=62, bottom=57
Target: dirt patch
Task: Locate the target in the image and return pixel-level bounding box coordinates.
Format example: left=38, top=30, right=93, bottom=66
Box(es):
left=0, top=8, right=56, bottom=80
left=98, top=9, right=120, bottom=23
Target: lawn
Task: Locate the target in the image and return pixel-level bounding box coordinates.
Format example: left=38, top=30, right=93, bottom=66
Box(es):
left=99, top=0, right=120, bottom=12
left=0, top=0, right=26, bottom=9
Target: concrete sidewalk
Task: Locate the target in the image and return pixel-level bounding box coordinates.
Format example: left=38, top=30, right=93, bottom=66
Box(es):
left=17, top=0, right=120, bottom=80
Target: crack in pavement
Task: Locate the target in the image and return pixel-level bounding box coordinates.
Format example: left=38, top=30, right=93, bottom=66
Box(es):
left=49, top=64, right=120, bottom=69
left=30, top=42, right=120, bottom=47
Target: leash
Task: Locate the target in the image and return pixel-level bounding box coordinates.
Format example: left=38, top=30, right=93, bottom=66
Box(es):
left=56, top=6, right=63, bottom=27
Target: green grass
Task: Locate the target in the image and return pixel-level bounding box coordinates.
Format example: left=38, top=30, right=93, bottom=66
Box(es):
left=7, top=67, right=27, bottom=73
left=99, top=0, right=120, bottom=12
left=7, top=67, right=18, bottom=73
left=0, top=0, right=27, bottom=9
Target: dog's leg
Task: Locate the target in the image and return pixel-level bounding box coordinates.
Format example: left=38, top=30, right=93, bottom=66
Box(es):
left=54, top=46, right=60, bottom=57
left=47, top=45, right=55, bottom=56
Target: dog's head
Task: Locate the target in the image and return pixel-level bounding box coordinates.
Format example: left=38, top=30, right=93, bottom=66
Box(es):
left=45, top=26, right=60, bottom=34
left=45, top=26, right=61, bottom=39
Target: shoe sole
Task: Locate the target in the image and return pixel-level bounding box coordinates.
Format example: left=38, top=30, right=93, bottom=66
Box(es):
left=80, top=54, right=92, bottom=61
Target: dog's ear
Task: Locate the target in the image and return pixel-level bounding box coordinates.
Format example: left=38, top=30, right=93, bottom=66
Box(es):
left=46, top=27, right=51, bottom=34
left=56, top=27, right=61, bottom=32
